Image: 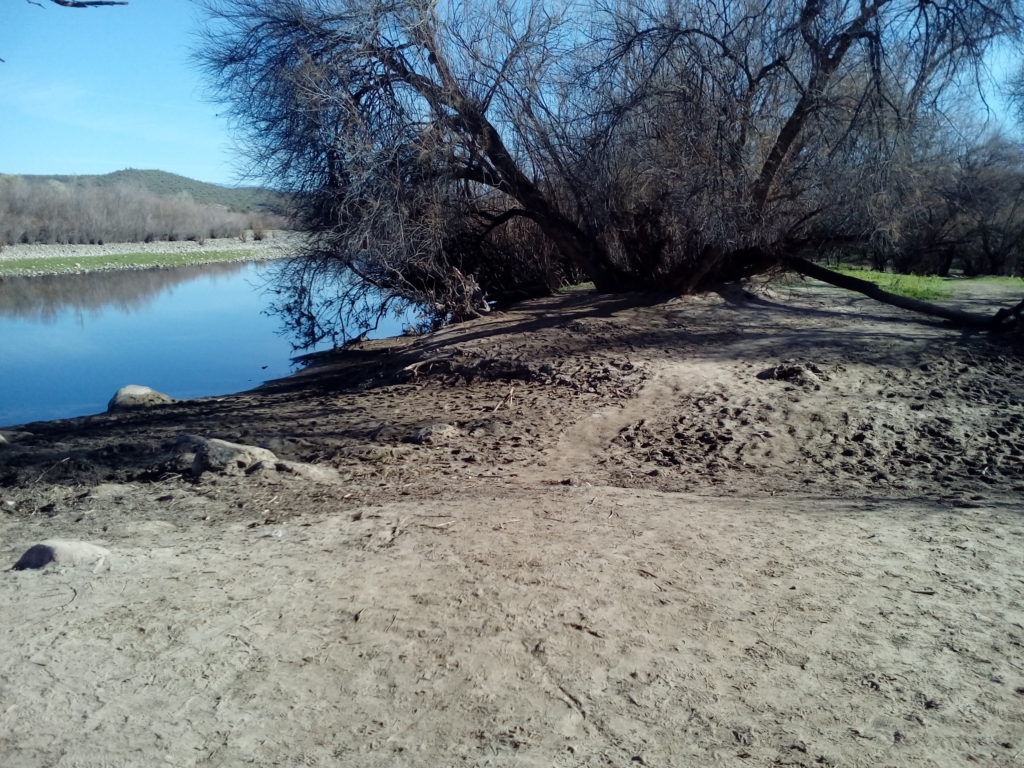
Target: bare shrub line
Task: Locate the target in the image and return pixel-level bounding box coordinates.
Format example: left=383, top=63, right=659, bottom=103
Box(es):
left=0, top=177, right=287, bottom=246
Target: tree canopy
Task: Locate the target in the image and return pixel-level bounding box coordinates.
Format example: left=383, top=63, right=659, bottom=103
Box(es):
left=200, top=0, right=1024, bottom=343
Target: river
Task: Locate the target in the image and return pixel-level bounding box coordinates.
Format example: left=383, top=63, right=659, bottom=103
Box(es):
left=0, top=261, right=404, bottom=426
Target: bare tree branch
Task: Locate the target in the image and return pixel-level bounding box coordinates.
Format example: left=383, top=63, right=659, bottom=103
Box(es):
left=44, top=1, right=128, bottom=7
left=197, top=0, right=1024, bottom=341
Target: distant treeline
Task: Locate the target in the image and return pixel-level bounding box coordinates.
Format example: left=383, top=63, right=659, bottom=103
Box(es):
left=21, top=169, right=291, bottom=213
left=0, top=174, right=290, bottom=246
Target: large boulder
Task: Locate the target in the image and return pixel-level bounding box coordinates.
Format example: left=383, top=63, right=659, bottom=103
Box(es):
left=275, top=460, right=341, bottom=485
left=166, top=435, right=338, bottom=483
left=107, top=385, right=174, bottom=412
left=12, top=540, right=110, bottom=571
left=175, top=435, right=279, bottom=476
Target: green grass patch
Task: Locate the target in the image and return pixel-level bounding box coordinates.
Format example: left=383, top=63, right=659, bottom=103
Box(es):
left=963, top=275, right=1024, bottom=288
left=0, top=249, right=265, bottom=276
left=835, top=268, right=954, bottom=301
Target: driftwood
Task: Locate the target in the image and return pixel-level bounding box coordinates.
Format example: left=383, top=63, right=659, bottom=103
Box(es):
left=786, top=257, right=1024, bottom=333
left=400, top=355, right=456, bottom=380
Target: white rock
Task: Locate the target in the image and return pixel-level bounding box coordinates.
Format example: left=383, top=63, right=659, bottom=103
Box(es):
left=276, top=460, right=341, bottom=485
left=187, top=436, right=279, bottom=475
left=107, top=385, right=174, bottom=412
left=86, top=483, right=133, bottom=501
left=12, top=540, right=110, bottom=571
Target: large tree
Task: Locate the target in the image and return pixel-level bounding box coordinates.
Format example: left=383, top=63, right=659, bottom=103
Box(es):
left=200, top=0, right=1024, bottom=341
left=203, top=0, right=619, bottom=340
left=586, top=0, right=1024, bottom=285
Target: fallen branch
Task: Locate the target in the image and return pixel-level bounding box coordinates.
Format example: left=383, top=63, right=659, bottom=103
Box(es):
left=785, top=257, right=1023, bottom=332
left=400, top=354, right=455, bottom=379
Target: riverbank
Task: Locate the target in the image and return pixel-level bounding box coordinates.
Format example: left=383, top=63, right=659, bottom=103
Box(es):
left=0, top=230, right=304, bottom=276
left=1, top=281, right=1022, bottom=767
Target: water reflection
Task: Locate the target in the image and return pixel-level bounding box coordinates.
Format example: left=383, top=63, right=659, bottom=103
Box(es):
left=0, top=261, right=252, bottom=321
left=0, top=261, right=402, bottom=426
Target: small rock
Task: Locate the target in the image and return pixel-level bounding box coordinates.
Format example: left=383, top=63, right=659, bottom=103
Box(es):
left=86, top=483, right=133, bottom=501
left=411, top=424, right=463, bottom=445
left=756, top=363, right=824, bottom=389
left=107, top=385, right=174, bottom=412
left=12, top=540, right=110, bottom=571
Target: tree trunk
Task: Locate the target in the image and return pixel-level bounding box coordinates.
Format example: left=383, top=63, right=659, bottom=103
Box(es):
left=663, top=246, right=778, bottom=295
left=528, top=211, right=620, bottom=292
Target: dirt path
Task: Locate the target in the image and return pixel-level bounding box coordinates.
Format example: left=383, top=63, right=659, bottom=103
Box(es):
left=1, top=281, right=1022, bottom=767
left=544, top=359, right=718, bottom=483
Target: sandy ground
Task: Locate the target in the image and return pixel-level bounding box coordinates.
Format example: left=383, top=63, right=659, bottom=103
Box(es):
left=1, top=279, right=1023, bottom=767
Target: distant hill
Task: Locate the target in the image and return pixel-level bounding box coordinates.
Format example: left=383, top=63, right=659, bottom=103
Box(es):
left=13, top=169, right=290, bottom=214
left=0, top=170, right=291, bottom=245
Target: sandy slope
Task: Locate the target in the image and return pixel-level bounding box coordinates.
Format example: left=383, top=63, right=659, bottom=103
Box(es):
left=1, top=280, right=1022, bottom=767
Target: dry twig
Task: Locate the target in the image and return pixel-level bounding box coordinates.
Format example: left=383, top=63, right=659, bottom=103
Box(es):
left=492, top=385, right=516, bottom=413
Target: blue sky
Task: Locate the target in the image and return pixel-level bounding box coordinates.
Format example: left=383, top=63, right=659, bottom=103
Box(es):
left=0, top=1, right=1019, bottom=188
left=0, top=0, right=239, bottom=185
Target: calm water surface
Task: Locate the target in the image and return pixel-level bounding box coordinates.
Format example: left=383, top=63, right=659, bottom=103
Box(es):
left=0, top=261, right=401, bottom=426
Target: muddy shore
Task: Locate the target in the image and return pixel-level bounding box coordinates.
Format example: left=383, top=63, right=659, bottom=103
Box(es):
left=1, top=280, right=1022, bottom=767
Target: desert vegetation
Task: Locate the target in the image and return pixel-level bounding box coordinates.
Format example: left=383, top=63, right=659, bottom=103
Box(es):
left=841, top=132, right=1024, bottom=279
left=200, top=0, right=1024, bottom=344
left=0, top=174, right=288, bottom=246
left=833, top=269, right=954, bottom=302
left=25, top=169, right=292, bottom=213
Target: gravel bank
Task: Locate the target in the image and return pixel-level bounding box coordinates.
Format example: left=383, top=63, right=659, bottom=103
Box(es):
left=0, top=230, right=306, bottom=264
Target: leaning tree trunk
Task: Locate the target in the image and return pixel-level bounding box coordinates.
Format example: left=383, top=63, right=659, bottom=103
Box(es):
left=415, top=47, right=625, bottom=293
left=663, top=246, right=779, bottom=295
left=785, top=256, right=1024, bottom=333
